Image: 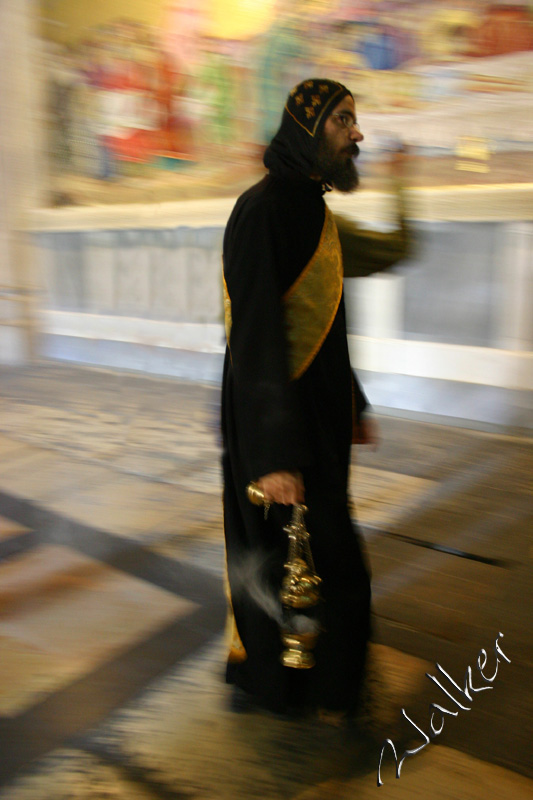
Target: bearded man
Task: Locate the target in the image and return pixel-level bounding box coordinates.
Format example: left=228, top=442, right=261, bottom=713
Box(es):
left=221, top=79, right=409, bottom=720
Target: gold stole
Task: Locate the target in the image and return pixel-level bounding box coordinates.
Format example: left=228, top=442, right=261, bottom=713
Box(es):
left=283, top=205, right=343, bottom=379
left=223, top=204, right=343, bottom=381
left=223, top=205, right=343, bottom=663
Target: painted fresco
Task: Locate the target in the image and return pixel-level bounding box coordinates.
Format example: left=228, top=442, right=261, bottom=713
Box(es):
left=40, top=1, right=533, bottom=205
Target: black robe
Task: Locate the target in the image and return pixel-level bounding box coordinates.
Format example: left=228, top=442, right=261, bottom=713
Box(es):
left=221, top=165, right=409, bottom=715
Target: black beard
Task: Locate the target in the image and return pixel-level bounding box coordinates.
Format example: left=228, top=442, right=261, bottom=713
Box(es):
left=314, top=136, right=359, bottom=193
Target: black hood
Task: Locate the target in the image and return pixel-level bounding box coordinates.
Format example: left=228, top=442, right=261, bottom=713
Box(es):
left=263, top=78, right=352, bottom=181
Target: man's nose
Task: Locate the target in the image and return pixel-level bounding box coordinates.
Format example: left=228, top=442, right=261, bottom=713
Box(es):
left=350, top=126, right=364, bottom=143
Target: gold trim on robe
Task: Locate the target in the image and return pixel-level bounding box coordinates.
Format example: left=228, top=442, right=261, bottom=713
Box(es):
left=222, top=271, right=232, bottom=347
left=283, top=205, right=343, bottom=380
left=224, top=537, right=247, bottom=663
left=222, top=205, right=343, bottom=383
left=226, top=599, right=247, bottom=663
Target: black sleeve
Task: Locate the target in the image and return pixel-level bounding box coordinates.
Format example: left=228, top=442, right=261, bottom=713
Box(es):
left=335, top=186, right=412, bottom=278
left=224, top=200, right=313, bottom=479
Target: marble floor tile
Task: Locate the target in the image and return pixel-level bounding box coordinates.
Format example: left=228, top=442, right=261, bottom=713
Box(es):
left=0, top=451, right=119, bottom=504
left=92, top=637, right=338, bottom=800
left=43, top=476, right=211, bottom=540
left=84, top=634, right=532, bottom=800
left=289, top=747, right=533, bottom=800
left=84, top=636, right=432, bottom=800
left=0, top=364, right=530, bottom=795
left=0, top=441, right=45, bottom=472
left=162, top=462, right=223, bottom=495
left=350, top=466, right=434, bottom=529
left=0, top=544, right=196, bottom=715
left=0, top=402, right=35, bottom=438
left=0, top=401, right=125, bottom=461
left=2, top=639, right=531, bottom=800
left=371, top=550, right=507, bottom=645
left=0, top=749, right=158, bottom=800
left=0, top=434, right=33, bottom=460
left=0, top=639, right=78, bottom=718
left=3, top=745, right=531, bottom=800
left=360, top=643, right=432, bottom=730
left=120, top=416, right=216, bottom=452
left=0, top=514, right=30, bottom=540
left=148, top=517, right=225, bottom=575
left=108, top=451, right=182, bottom=479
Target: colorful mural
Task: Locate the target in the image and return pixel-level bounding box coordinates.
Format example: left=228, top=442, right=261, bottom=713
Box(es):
left=40, top=1, right=533, bottom=205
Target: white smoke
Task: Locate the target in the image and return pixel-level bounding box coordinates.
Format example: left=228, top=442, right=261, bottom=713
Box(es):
left=230, top=551, right=320, bottom=634
left=230, top=551, right=284, bottom=625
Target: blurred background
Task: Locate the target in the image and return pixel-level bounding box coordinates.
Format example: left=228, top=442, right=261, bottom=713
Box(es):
left=37, top=0, right=533, bottom=202
left=1, top=0, right=531, bottom=426
left=0, top=2, right=532, bottom=799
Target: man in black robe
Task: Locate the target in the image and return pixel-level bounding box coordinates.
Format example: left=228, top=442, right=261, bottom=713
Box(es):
left=221, top=78, right=409, bottom=719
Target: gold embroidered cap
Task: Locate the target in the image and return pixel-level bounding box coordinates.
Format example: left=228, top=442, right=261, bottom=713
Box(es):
left=263, top=77, right=352, bottom=180
left=285, top=79, right=351, bottom=137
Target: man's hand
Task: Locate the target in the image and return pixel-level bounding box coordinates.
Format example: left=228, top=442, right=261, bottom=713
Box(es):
left=353, top=416, right=379, bottom=449
left=257, top=470, right=305, bottom=506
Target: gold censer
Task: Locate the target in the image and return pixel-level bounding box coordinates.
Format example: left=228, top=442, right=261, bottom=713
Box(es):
left=247, top=483, right=322, bottom=669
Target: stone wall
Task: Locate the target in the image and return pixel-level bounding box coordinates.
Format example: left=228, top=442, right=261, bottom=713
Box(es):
left=27, top=195, right=533, bottom=427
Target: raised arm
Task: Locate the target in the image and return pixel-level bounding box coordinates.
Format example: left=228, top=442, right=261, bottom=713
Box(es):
left=335, top=184, right=411, bottom=278
left=337, top=148, right=413, bottom=277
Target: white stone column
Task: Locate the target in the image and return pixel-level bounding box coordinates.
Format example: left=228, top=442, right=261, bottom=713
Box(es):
left=354, top=272, right=405, bottom=341
left=494, top=223, right=533, bottom=352
left=0, top=0, right=45, bottom=363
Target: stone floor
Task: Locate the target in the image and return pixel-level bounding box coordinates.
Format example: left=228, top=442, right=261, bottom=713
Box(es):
left=0, top=362, right=531, bottom=799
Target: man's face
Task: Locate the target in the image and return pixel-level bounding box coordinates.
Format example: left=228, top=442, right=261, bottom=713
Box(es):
left=314, top=94, right=364, bottom=193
